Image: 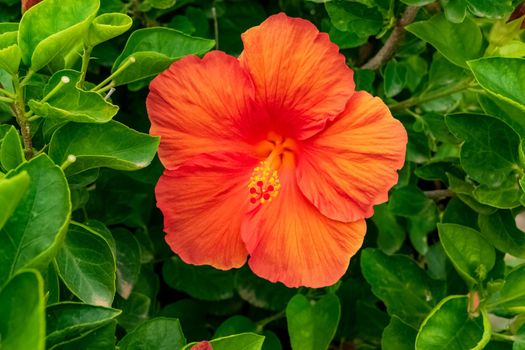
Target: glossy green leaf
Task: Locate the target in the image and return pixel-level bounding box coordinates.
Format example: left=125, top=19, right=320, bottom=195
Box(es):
left=234, top=267, right=295, bottom=311
left=372, top=203, right=406, bottom=255
left=384, top=60, right=407, bottom=97
left=214, top=316, right=256, bottom=339
left=0, top=125, right=24, bottom=171
left=0, top=270, right=45, bottom=350
left=163, top=256, right=235, bottom=301
left=401, top=0, right=435, bottom=4
left=467, top=0, right=513, bottom=18
left=115, top=291, right=152, bottom=332
left=441, top=0, right=467, bottom=23
left=381, top=316, right=418, bottom=350
left=0, top=171, right=29, bottom=230
left=325, top=0, right=383, bottom=38
left=446, top=113, right=521, bottom=186
left=28, top=70, right=119, bottom=123
left=468, top=58, right=525, bottom=111
left=55, top=223, right=116, bottom=307
left=50, top=321, right=116, bottom=350
left=407, top=14, right=483, bottom=68
left=87, top=13, right=132, bottom=47
left=361, top=248, right=445, bottom=327
left=416, top=295, right=491, bottom=350
left=111, top=27, right=215, bottom=86
left=18, top=0, right=99, bottom=71
left=437, top=223, right=495, bottom=284
left=286, top=294, right=340, bottom=350
left=0, top=31, right=21, bottom=74
left=184, top=333, right=265, bottom=350
left=48, top=120, right=159, bottom=176
left=113, top=228, right=141, bottom=299
left=0, top=154, right=70, bottom=286
left=479, top=211, right=525, bottom=258
left=118, top=317, right=186, bottom=350
left=486, top=264, right=525, bottom=315
left=46, top=302, right=120, bottom=348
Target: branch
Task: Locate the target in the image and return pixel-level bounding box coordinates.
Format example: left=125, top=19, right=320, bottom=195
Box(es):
left=424, top=189, right=454, bottom=201
left=361, top=6, right=420, bottom=70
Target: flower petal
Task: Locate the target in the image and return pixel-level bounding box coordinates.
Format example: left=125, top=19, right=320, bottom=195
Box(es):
left=241, top=169, right=366, bottom=288
left=147, top=51, right=259, bottom=169
left=239, top=13, right=355, bottom=140
left=296, top=91, right=407, bottom=222
left=156, top=152, right=258, bottom=269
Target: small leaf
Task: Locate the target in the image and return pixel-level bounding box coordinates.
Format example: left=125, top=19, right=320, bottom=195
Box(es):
left=437, top=223, right=496, bottom=285
left=486, top=264, right=525, bottom=315
left=286, top=294, right=341, bottom=350
left=87, top=13, right=132, bottom=47
left=441, top=0, right=467, bottom=23
left=18, top=0, right=99, bottom=71
left=214, top=316, right=256, bottom=339
left=28, top=70, right=119, bottom=123
left=0, top=154, right=71, bottom=286
left=407, top=14, right=483, bottom=68
left=48, top=120, right=159, bottom=176
left=0, top=31, right=21, bottom=74
left=45, top=302, right=121, bottom=348
left=113, top=228, right=142, bottom=299
left=384, top=60, right=408, bottom=97
left=118, top=317, right=186, bottom=350
left=49, top=321, right=117, bottom=350
left=381, top=316, right=418, bottom=350
left=0, top=126, right=25, bottom=171
left=112, top=27, right=215, bottom=86
left=184, top=333, right=265, bottom=350
left=162, top=256, right=235, bottom=301
left=416, top=295, right=491, bottom=350
left=467, top=0, right=513, bottom=19
left=325, top=0, right=383, bottom=38
left=0, top=270, right=45, bottom=350
left=372, top=203, right=406, bottom=255
left=479, top=211, right=525, bottom=258
left=468, top=57, right=525, bottom=111
left=0, top=171, right=29, bottom=230
left=55, top=223, right=116, bottom=307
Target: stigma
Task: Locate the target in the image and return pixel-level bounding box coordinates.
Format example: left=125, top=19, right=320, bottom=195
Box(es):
left=248, top=161, right=281, bottom=204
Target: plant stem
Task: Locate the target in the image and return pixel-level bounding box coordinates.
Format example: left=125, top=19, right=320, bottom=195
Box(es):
left=0, top=87, right=15, bottom=99
left=91, top=56, right=135, bottom=92
left=12, top=75, right=33, bottom=159
left=256, top=311, right=285, bottom=332
left=389, top=79, right=474, bottom=111
left=0, top=96, right=14, bottom=103
left=20, top=70, right=34, bottom=87
left=361, top=6, right=420, bottom=70
left=491, top=333, right=515, bottom=342
left=77, top=46, right=93, bottom=89
left=212, top=5, right=219, bottom=50
left=424, top=189, right=454, bottom=201
left=41, top=76, right=71, bottom=104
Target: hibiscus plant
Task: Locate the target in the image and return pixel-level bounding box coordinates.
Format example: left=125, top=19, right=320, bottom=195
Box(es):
left=0, top=0, right=524, bottom=349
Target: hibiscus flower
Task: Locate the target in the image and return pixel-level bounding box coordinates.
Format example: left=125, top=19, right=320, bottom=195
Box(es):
left=147, top=13, right=407, bottom=288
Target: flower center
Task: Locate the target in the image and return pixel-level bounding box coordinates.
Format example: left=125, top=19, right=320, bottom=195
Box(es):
left=248, top=135, right=295, bottom=204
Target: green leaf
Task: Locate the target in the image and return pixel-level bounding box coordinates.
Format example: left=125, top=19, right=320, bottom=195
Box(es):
left=113, top=228, right=141, bottom=299
left=118, top=317, right=186, bottom=350
left=437, top=223, right=495, bottom=285
left=400, top=0, right=435, bottom=5
left=214, top=316, right=256, bottom=339
left=445, top=113, right=521, bottom=186
left=416, top=295, right=491, bottom=350
left=18, top=0, right=99, bottom=71
left=0, top=171, right=29, bottom=230
left=0, top=31, right=21, bottom=74
left=406, top=14, right=483, bottom=68
left=441, top=0, right=467, bottom=23
left=467, top=0, right=513, bottom=19
left=361, top=248, right=445, bottom=327
left=28, top=70, right=119, bottom=123
left=111, top=27, right=215, bottom=86
left=55, top=223, right=116, bottom=307
left=163, top=256, right=235, bottom=301
left=286, top=294, right=341, bottom=350
left=388, top=185, right=434, bottom=217
left=115, top=291, right=152, bottom=332
left=486, top=264, right=525, bottom=315
left=384, top=60, right=407, bottom=97
left=87, top=13, right=132, bottom=47
left=468, top=58, right=525, bottom=111
left=50, top=321, right=116, bottom=350
left=0, top=154, right=71, bottom=286
left=325, top=0, right=383, bottom=38
left=372, top=203, right=406, bottom=255
left=234, top=267, right=295, bottom=311
left=479, top=211, right=525, bottom=258
left=184, top=333, right=265, bottom=350
left=46, top=302, right=121, bottom=348
left=0, top=125, right=24, bottom=171
left=381, top=316, right=418, bottom=350
left=0, top=270, right=45, bottom=350
left=48, top=120, right=159, bottom=176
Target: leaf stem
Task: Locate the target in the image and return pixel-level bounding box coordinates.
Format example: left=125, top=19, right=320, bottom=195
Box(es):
left=41, top=76, right=71, bottom=104
left=255, top=310, right=285, bottom=332
left=424, top=189, right=454, bottom=201
left=20, top=70, right=34, bottom=87
left=389, top=79, right=475, bottom=111
left=60, top=154, right=77, bottom=171
left=12, top=74, right=33, bottom=159
left=77, top=46, right=93, bottom=89
left=0, top=87, right=15, bottom=99
left=212, top=4, right=219, bottom=50
left=0, top=96, right=14, bottom=103
left=91, top=56, right=136, bottom=92
left=491, top=332, right=515, bottom=342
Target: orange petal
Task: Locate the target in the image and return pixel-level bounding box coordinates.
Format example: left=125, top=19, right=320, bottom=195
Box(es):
left=241, top=169, right=366, bottom=288
left=239, top=13, right=355, bottom=140
left=147, top=51, right=259, bottom=170
left=296, top=91, right=407, bottom=222
left=156, top=152, right=258, bottom=269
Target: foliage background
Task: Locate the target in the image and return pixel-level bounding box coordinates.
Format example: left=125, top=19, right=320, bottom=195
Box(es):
left=0, top=0, right=525, bottom=349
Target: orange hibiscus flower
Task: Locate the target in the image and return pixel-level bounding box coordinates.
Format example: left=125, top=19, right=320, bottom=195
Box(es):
left=147, top=13, right=407, bottom=288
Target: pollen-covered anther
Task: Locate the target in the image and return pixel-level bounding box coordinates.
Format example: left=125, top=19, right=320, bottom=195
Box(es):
left=248, top=161, right=281, bottom=204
